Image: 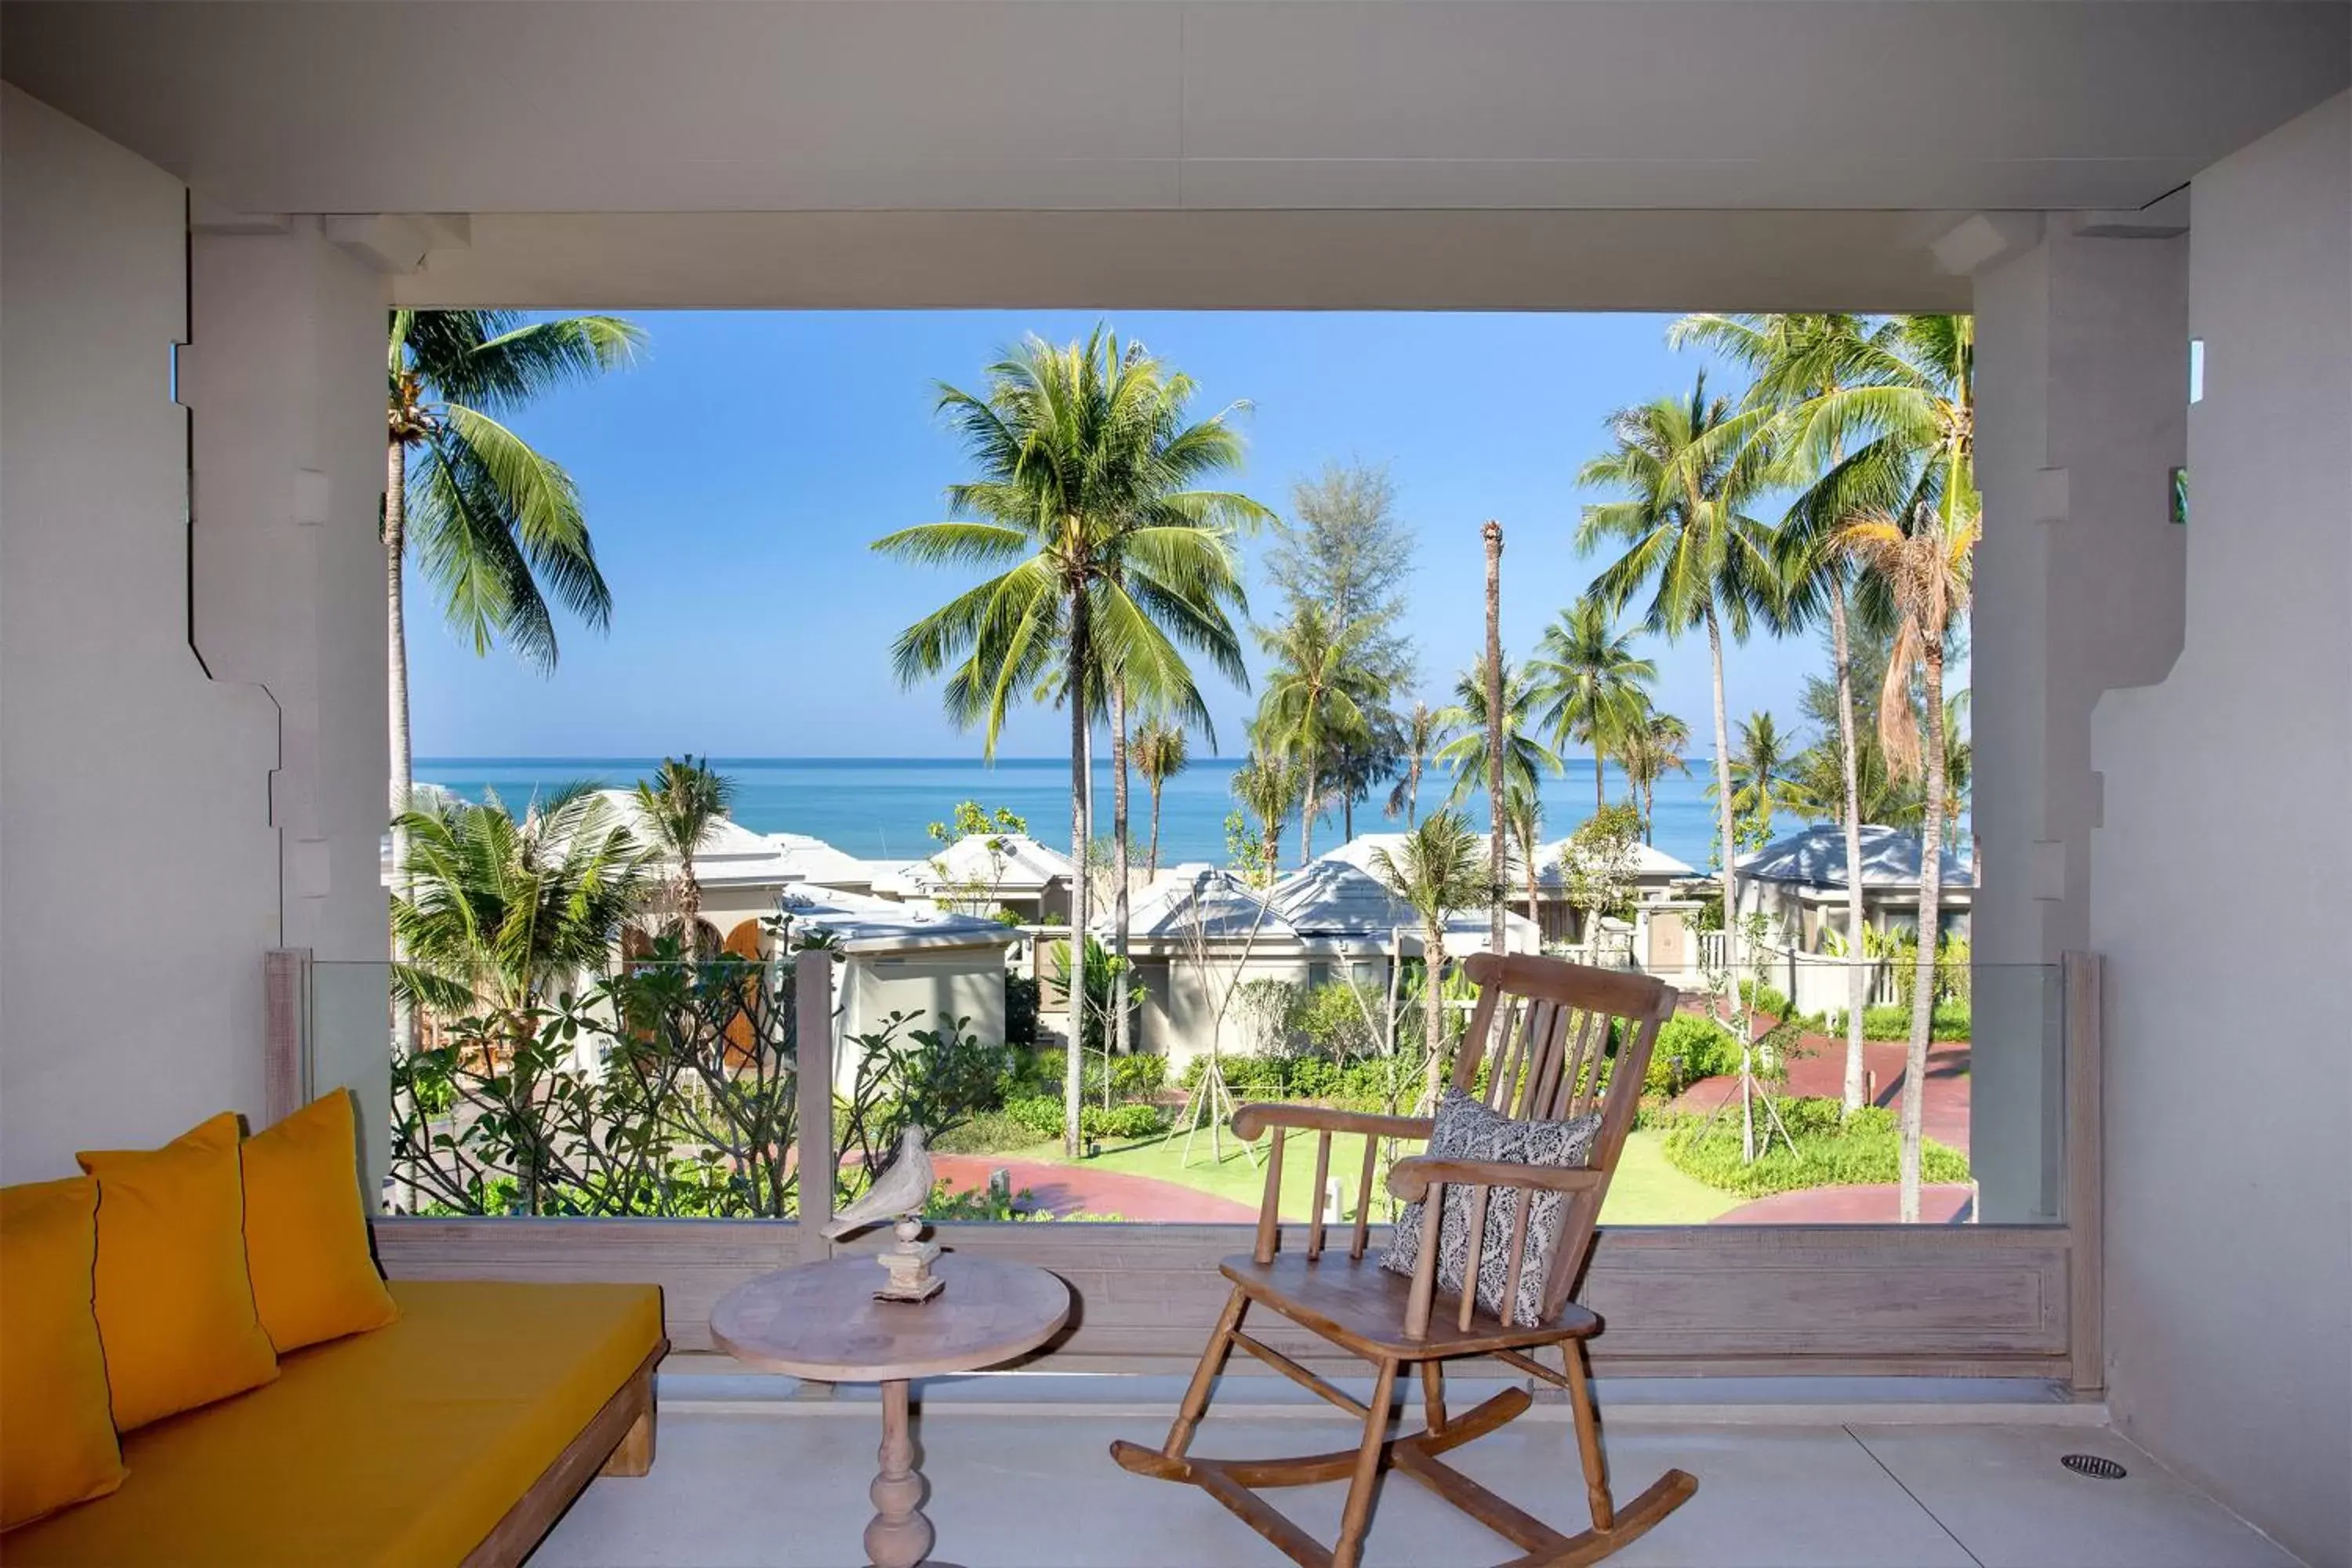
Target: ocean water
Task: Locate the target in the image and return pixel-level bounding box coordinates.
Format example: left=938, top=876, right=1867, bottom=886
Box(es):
left=412, top=755, right=1726, bottom=871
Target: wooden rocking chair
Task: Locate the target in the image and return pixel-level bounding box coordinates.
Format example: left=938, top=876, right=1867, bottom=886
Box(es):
left=1110, top=953, right=1696, bottom=1568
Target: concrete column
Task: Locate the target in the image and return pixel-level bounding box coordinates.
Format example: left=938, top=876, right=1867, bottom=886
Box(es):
left=187, top=216, right=392, bottom=965
left=1970, top=216, right=2189, bottom=1221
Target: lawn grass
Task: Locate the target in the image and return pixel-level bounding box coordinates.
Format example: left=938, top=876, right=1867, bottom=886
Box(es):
left=991, top=1124, right=1736, bottom=1226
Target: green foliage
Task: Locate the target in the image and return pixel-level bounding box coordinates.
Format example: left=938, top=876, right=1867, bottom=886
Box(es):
left=1082, top=1102, right=1170, bottom=1140
left=392, top=951, right=800, bottom=1218
left=1853, top=1001, right=1972, bottom=1041
left=1737, top=979, right=1795, bottom=1021
left=1048, top=936, right=1145, bottom=1055
left=1647, top=1015, right=1743, bottom=1098
left=1562, top=801, right=1647, bottom=927
left=1001, top=1095, right=1069, bottom=1142
left=1232, top=978, right=1304, bottom=1055
left=833, top=1011, right=1008, bottom=1196
left=391, top=786, right=652, bottom=1020
left=999, top=1047, right=1165, bottom=1106
left=1294, top=981, right=1385, bottom=1059
left=390, top=308, right=641, bottom=671
left=1657, top=1097, right=1970, bottom=1198
left=872, top=326, right=1269, bottom=756
left=931, top=1111, right=1042, bottom=1156
left=923, top=1181, right=1116, bottom=1223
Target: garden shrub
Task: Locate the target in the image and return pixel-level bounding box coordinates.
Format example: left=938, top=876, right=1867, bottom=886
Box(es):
left=1855, top=1001, right=1972, bottom=1041
left=1002, top=1094, right=1068, bottom=1141
left=1656, top=1095, right=1970, bottom=1198
left=1294, top=982, right=1384, bottom=1059
left=1646, top=1015, right=1742, bottom=1098
left=1080, top=1102, right=1168, bottom=1140
left=931, top=1110, right=1040, bottom=1154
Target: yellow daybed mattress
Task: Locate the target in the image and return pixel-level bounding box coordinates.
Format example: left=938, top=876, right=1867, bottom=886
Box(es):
left=3, top=1279, right=662, bottom=1568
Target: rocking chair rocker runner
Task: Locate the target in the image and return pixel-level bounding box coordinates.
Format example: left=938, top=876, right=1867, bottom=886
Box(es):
left=1110, top=953, right=1697, bottom=1568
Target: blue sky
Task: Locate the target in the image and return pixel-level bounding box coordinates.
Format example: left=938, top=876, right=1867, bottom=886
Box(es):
left=407, top=310, right=1831, bottom=761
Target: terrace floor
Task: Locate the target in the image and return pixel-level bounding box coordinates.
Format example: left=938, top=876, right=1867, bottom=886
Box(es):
left=535, top=1377, right=2297, bottom=1567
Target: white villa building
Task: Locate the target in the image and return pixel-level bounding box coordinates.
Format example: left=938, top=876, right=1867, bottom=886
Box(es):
left=775, top=887, right=1019, bottom=1080
left=1735, top=824, right=1976, bottom=952
left=873, top=832, right=1075, bottom=924
left=1109, top=851, right=1541, bottom=1069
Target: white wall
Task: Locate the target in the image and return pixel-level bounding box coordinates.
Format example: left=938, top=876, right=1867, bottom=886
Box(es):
left=187, top=215, right=390, bottom=966
left=2090, top=93, right=2350, bottom=1568
left=0, top=88, right=280, bottom=1176
left=1973, top=216, right=2190, bottom=1222
left=1, top=90, right=390, bottom=1180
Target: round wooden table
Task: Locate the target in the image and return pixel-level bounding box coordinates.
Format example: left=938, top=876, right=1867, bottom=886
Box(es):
left=710, top=1251, right=1070, bottom=1568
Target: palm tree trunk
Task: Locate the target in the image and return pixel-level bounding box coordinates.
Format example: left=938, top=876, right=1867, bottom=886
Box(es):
left=1146, top=779, right=1163, bottom=879
left=1421, top=931, right=1449, bottom=1111
left=1063, top=589, right=1091, bottom=1159
left=387, top=437, right=412, bottom=874
left=1900, top=646, right=1950, bottom=1223
left=1483, top=521, right=1506, bottom=955
left=1300, top=697, right=1319, bottom=866
left=1594, top=739, right=1606, bottom=812
left=1704, top=603, right=1751, bottom=1163
left=1525, top=855, right=1539, bottom=946
left=386, top=437, right=416, bottom=1065
left=1830, top=588, right=1871, bottom=1116
left=1111, top=679, right=1133, bottom=1069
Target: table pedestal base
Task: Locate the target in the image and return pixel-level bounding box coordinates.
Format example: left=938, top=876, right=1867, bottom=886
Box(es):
left=863, top=1379, right=935, bottom=1568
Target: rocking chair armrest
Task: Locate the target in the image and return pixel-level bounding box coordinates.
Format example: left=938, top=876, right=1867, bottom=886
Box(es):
left=1230, top=1103, right=1435, bottom=1142
left=1385, top=1156, right=1608, bottom=1203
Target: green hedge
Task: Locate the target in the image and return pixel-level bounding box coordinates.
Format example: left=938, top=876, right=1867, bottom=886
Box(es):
left=997, top=1048, right=1168, bottom=1105
left=1655, top=1096, right=1970, bottom=1198
left=1851, top=1001, right=1972, bottom=1041
left=1647, top=1015, right=1743, bottom=1098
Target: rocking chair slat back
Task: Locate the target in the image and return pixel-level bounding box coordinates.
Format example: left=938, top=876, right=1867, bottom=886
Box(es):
left=1442, top=953, right=1679, bottom=1327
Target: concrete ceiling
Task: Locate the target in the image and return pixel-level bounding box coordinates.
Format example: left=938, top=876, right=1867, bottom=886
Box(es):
left=4, top=2, right=2347, bottom=217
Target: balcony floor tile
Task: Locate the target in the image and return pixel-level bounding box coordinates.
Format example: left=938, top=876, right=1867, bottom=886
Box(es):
left=529, top=1402, right=2285, bottom=1567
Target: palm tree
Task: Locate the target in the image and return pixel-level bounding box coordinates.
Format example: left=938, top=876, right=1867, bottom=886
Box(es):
left=1715, top=710, right=1795, bottom=844
left=1676, top=310, right=1914, bottom=1116
left=1255, top=605, right=1385, bottom=865
left=385, top=310, right=642, bottom=859
left=632, top=756, right=737, bottom=947
left=875, top=327, right=1268, bottom=1156
left=1481, top=521, right=1508, bottom=955
left=1839, top=500, right=1976, bottom=1223
left=390, top=786, right=652, bottom=1039
left=1368, top=810, right=1492, bottom=1110
left=1384, top=702, right=1438, bottom=825
left=1132, top=718, right=1190, bottom=877
left=1615, top=707, right=1691, bottom=843
left=1576, top=376, right=1780, bottom=1003
left=1432, top=658, right=1562, bottom=811
left=1530, top=596, right=1657, bottom=811
left=1231, top=753, right=1301, bottom=887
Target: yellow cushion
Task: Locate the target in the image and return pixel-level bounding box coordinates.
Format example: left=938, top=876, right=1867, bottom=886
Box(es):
left=76, top=1113, right=278, bottom=1430
left=240, top=1091, right=398, bottom=1352
left=0, top=1279, right=665, bottom=1566
left=0, top=1178, right=126, bottom=1531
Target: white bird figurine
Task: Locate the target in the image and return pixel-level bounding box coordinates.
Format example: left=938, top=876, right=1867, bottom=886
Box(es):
left=826, top=1127, right=935, bottom=1240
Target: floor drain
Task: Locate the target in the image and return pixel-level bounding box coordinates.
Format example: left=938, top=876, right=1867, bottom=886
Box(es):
left=2061, top=1454, right=2128, bottom=1480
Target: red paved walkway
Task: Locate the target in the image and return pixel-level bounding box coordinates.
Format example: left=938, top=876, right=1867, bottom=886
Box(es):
left=930, top=1153, right=1254, bottom=1223
left=1669, top=1011, right=1971, bottom=1150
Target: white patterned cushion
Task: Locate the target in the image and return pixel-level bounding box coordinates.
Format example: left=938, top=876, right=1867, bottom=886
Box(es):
left=1380, top=1089, right=1601, bottom=1326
